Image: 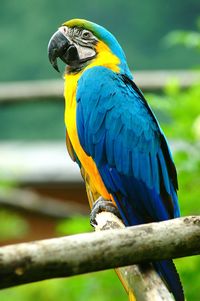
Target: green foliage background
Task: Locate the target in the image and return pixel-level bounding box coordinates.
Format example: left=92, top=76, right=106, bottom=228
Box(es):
left=1, top=0, right=200, bottom=82
left=0, top=1, right=200, bottom=300
left=0, top=82, right=200, bottom=300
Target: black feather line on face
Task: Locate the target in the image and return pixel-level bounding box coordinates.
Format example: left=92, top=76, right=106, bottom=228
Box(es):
left=67, top=27, right=98, bottom=48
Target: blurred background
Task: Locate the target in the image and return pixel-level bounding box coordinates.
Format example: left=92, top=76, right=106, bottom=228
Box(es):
left=0, top=0, right=200, bottom=300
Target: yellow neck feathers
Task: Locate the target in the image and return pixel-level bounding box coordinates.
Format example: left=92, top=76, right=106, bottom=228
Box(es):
left=63, top=40, right=119, bottom=201
left=65, top=40, right=120, bottom=78
left=87, top=40, right=120, bottom=73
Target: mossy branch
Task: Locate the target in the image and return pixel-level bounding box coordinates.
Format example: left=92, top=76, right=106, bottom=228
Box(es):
left=0, top=215, right=199, bottom=291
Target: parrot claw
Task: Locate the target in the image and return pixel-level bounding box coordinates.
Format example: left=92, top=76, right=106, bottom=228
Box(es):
left=90, top=197, right=121, bottom=227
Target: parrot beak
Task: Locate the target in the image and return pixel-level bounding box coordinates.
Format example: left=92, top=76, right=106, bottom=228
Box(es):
left=48, top=29, right=79, bottom=72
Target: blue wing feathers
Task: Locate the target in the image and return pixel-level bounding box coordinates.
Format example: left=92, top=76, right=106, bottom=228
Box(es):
left=89, top=110, right=105, bottom=134
left=109, top=167, right=127, bottom=196
left=76, top=66, right=179, bottom=220
left=92, top=123, right=105, bottom=144
left=94, top=136, right=105, bottom=166
left=158, top=149, right=171, bottom=195
left=76, top=66, right=183, bottom=301
left=106, top=130, right=115, bottom=165
left=170, top=182, right=180, bottom=218
left=132, top=151, right=140, bottom=178
left=140, top=153, right=152, bottom=187
left=150, top=152, right=160, bottom=194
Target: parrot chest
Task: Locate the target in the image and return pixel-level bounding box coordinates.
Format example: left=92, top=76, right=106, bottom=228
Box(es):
left=64, top=73, right=111, bottom=202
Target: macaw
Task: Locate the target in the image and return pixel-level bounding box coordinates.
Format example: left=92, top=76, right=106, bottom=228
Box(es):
left=48, top=19, right=184, bottom=301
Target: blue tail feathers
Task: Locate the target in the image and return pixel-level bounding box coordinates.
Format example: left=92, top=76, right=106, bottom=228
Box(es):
left=154, top=259, right=184, bottom=301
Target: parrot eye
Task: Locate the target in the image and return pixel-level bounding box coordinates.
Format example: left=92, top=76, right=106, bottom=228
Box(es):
left=82, top=30, right=92, bottom=39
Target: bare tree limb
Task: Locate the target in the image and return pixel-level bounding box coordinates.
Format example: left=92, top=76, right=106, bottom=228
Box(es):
left=0, top=215, right=199, bottom=290
left=95, top=212, right=174, bottom=301
left=0, top=71, right=200, bottom=102
left=0, top=188, right=88, bottom=218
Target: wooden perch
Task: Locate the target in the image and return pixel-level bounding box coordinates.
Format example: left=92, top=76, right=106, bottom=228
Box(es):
left=95, top=212, right=174, bottom=301
left=0, top=215, right=199, bottom=290
left=0, top=70, right=200, bottom=102
left=0, top=187, right=88, bottom=218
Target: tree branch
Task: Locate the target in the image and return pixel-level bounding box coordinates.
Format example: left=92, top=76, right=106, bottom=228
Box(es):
left=94, top=212, right=174, bottom=301
left=0, top=187, right=88, bottom=218
left=0, top=71, right=200, bottom=102
left=0, top=216, right=199, bottom=290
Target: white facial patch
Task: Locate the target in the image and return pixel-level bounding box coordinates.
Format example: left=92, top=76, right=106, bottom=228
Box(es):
left=75, top=44, right=96, bottom=60
left=58, top=25, right=96, bottom=62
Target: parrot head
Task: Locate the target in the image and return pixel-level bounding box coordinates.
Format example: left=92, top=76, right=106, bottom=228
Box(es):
left=48, top=19, right=131, bottom=77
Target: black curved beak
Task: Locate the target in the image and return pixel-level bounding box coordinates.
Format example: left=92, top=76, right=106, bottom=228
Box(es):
left=48, top=30, right=79, bottom=72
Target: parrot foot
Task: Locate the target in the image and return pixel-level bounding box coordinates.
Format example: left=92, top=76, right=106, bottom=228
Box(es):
left=90, top=197, right=121, bottom=227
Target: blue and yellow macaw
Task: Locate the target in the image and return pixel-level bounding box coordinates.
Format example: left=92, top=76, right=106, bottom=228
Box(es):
left=48, top=19, right=184, bottom=301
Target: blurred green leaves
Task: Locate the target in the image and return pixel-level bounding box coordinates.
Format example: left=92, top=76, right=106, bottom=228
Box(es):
left=1, top=0, right=200, bottom=82
left=149, top=78, right=200, bottom=301
left=0, top=181, right=29, bottom=241
left=164, top=17, right=200, bottom=55
left=56, top=215, right=92, bottom=235
left=0, top=270, right=126, bottom=301
left=0, top=209, right=29, bottom=240
left=165, top=30, right=200, bottom=51
left=175, top=256, right=200, bottom=301
left=148, top=81, right=200, bottom=142
left=0, top=82, right=200, bottom=299
left=0, top=7, right=200, bottom=300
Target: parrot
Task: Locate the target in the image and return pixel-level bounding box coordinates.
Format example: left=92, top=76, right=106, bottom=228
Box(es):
left=48, top=19, right=184, bottom=301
